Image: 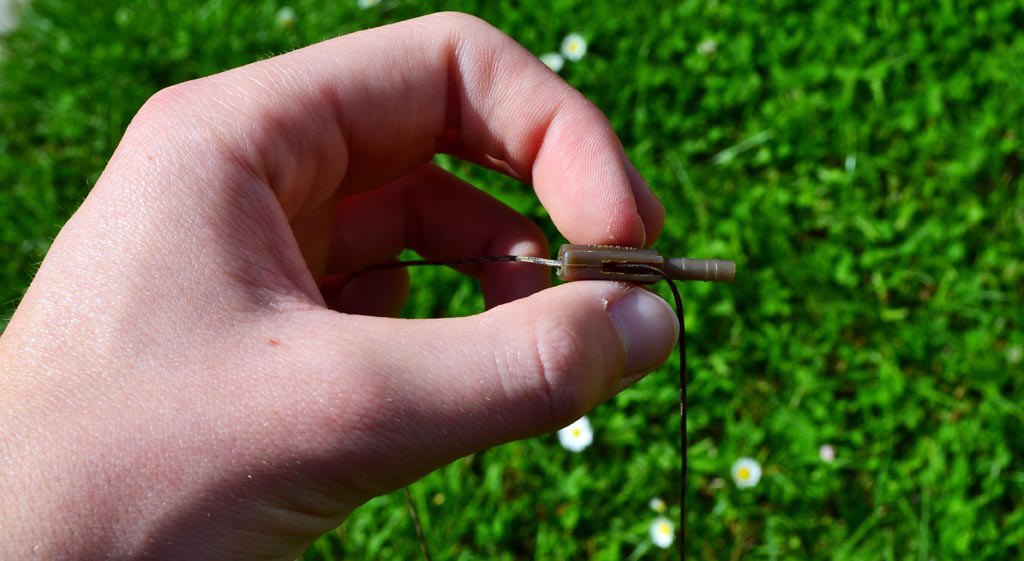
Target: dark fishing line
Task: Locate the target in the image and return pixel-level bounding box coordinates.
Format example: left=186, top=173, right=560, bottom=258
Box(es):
left=603, top=262, right=686, bottom=558
left=353, top=255, right=688, bottom=560
left=403, top=486, right=434, bottom=561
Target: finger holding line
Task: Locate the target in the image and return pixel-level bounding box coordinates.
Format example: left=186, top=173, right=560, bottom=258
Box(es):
left=128, top=12, right=663, bottom=259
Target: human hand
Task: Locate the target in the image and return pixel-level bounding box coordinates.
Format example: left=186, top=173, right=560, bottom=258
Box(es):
left=0, top=12, right=677, bottom=560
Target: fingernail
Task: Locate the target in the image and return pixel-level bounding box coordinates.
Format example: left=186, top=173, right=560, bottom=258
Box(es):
left=608, top=288, right=680, bottom=385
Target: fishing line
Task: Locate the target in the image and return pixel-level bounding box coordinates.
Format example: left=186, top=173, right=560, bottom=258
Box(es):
left=403, top=486, right=434, bottom=561
left=603, top=262, right=686, bottom=558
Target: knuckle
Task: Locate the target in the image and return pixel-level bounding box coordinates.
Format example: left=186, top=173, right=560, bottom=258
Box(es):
left=428, top=11, right=495, bottom=33
left=428, top=12, right=512, bottom=54
left=137, top=81, right=202, bottom=125
left=128, top=83, right=206, bottom=146
left=520, top=316, right=590, bottom=428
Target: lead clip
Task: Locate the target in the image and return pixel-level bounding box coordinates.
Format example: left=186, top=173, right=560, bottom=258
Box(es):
left=555, top=244, right=736, bottom=285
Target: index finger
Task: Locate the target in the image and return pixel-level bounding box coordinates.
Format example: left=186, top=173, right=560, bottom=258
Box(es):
left=131, top=11, right=664, bottom=247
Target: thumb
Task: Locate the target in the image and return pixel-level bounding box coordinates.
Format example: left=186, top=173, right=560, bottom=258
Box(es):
left=303, top=281, right=678, bottom=486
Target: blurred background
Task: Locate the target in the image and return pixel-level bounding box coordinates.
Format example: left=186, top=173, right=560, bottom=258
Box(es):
left=1, top=1, right=1022, bottom=559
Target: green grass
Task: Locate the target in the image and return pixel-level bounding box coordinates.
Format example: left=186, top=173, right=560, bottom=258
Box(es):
left=2, top=0, right=1023, bottom=559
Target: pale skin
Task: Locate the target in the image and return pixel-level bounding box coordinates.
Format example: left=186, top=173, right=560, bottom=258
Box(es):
left=0, top=13, right=678, bottom=560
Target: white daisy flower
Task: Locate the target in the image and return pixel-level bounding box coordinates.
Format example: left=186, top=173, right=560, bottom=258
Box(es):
left=357, top=0, right=381, bottom=8
left=649, top=516, right=675, bottom=549
left=648, top=497, right=667, bottom=514
left=731, top=457, right=762, bottom=488
left=560, top=33, right=588, bottom=61
left=819, top=444, right=836, bottom=463
left=1008, top=345, right=1022, bottom=365
left=557, top=416, right=593, bottom=452
left=275, top=7, right=296, bottom=29
left=697, top=38, right=717, bottom=56
left=539, top=52, right=565, bottom=73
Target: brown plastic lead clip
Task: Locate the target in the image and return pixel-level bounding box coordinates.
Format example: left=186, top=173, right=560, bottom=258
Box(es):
left=555, top=244, right=736, bottom=284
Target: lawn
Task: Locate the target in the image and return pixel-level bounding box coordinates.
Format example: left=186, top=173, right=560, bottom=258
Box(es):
left=1, top=0, right=1023, bottom=559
